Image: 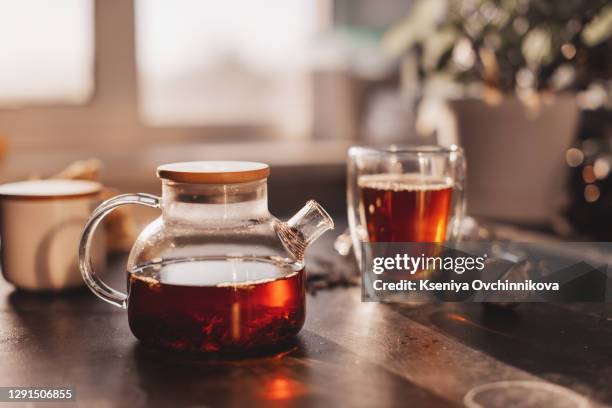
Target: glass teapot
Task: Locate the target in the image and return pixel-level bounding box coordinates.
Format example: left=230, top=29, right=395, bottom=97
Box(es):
left=78, top=161, right=334, bottom=352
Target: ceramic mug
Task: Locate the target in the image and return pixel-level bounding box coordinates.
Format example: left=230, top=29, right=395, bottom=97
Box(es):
left=0, top=179, right=105, bottom=291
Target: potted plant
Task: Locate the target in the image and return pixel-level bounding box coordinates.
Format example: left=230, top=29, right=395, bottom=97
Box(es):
left=382, top=0, right=612, bottom=225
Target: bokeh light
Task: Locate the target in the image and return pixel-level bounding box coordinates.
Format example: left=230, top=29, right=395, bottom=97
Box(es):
left=582, top=165, right=596, bottom=183
left=566, top=148, right=584, bottom=167
left=584, top=184, right=600, bottom=203
left=593, top=157, right=611, bottom=179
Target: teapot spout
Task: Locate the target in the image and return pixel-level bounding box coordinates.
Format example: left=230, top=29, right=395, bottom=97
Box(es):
left=278, top=200, right=334, bottom=260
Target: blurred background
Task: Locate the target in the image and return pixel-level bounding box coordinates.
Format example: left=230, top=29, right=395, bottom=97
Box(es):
left=0, top=0, right=610, bottom=237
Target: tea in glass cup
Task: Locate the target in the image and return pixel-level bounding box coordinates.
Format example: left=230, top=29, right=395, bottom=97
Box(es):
left=347, top=145, right=465, bottom=263
left=359, top=174, right=454, bottom=242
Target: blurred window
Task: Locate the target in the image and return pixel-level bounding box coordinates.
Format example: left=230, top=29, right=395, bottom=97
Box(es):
left=135, top=0, right=318, bottom=137
left=0, top=0, right=94, bottom=106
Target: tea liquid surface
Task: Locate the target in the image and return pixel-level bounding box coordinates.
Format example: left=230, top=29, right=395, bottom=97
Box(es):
left=127, top=258, right=304, bottom=352
left=359, top=174, right=453, bottom=242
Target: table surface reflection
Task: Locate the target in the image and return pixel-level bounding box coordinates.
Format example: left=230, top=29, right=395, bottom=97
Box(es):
left=1, top=229, right=612, bottom=408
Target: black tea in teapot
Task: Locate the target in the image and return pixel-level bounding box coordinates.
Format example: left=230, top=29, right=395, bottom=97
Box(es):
left=127, top=257, right=305, bottom=353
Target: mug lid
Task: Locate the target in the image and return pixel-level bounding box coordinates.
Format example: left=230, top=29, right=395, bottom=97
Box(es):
left=0, top=179, right=102, bottom=200
left=157, top=161, right=270, bottom=184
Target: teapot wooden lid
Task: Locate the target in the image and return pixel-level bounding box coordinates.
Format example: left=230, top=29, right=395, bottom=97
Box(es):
left=157, top=161, right=270, bottom=184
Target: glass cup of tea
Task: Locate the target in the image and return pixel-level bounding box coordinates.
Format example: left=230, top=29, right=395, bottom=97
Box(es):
left=347, top=145, right=466, bottom=263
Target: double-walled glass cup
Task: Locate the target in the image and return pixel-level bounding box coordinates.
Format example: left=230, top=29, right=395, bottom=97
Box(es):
left=347, top=145, right=466, bottom=263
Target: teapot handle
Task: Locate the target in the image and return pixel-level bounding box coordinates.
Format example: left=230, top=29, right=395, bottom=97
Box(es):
left=79, top=193, right=160, bottom=308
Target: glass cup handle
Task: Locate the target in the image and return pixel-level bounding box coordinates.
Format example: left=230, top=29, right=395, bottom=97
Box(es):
left=78, top=193, right=160, bottom=309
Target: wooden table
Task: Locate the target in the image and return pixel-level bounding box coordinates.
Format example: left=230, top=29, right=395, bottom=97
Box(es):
left=1, top=227, right=612, bottom=407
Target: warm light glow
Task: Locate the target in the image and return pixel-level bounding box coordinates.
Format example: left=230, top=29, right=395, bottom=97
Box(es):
left=593, top=158, right=610, bottom=179
left=516, top=68, right=534, bottom=89
left=0, top=0, right=94, bottom=105
left=261, top=377, right=307, bottom=401
left=267, top=278, right=292, bottom=308
left=452, top=37, right=475, bottom=69
left=577, top=84, right=608, bottom=110
left=566, top=148, right=584, bottom=167
left=445, top=313, right=513, bottom=337
left=448, top=313, right=468, bottom=322
left=582, top=165, right=596, bottom=183
left=231, top=301, right=241, bottom=341
left=561, top=43, right=576, bottom=59
left=584, top=185, right=600, bottom=203
left=134, top=0, right=316, bottom=132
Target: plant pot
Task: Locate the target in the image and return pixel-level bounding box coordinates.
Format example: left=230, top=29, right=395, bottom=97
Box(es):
left=446, top=96, right=579, bottom=225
